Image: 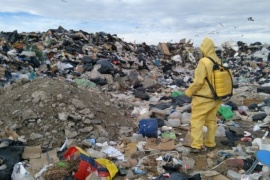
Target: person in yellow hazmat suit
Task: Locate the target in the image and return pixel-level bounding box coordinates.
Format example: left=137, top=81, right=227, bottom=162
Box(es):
left=185, top=37, right=222, bottom=153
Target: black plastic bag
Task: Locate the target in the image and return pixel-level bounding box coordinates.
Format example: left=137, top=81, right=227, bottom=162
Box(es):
left=225, top=101, right=238, bottom=111
left=151, top=103, right=172, bottom=110
left=248, top=103, right=258, bottom=111
left=96, top=59, right=114, bottom=74
left=172, top=95, right=192, bottom=108
left=0, top=30, right=22, bottom=44
left=154, top=172, right=201, bottom=180
left=0, top=140, right=25, bottom=180
left=133, top=89, right=149, bottom=100
left=173, top=79, right=189, bottom=88
left=252, top=113, right=267, bottom=121
left=243, top=158, right=263, bottom=171
left=89, top=78, right=107, bottom=86
left=30, top=56, right=40, bottom=68
left=225, top=129, right=242, bottom=142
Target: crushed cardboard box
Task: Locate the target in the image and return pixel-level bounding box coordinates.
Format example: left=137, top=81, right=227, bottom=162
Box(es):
left=145, top=138, right=175, bottom=151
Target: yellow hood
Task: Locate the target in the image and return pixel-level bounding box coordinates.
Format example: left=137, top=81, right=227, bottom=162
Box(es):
left=185, top=37, right=221, bottom=98
left=200, top=37, right=216, bottom=58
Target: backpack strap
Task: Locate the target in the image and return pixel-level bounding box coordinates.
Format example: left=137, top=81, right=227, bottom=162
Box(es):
left=208, top=57, right=220, bottom=70
left=207, top=57, right=217, bottom=64
left=193, top=77, right=218, bottom=100
left=205, top=77, right=218, bottom=99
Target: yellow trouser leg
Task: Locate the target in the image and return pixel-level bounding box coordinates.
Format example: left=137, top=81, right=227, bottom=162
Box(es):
left=204, top=101, right=222, bottom=147
left=190, top=115, right=205, bottom=149
left=190, top=97, right=208, bottom=149
left=190, top=97, right=221, bottom=149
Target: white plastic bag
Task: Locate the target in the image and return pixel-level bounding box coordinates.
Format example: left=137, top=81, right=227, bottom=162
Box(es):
left=168, top=111, right=182, bottom=119
left=223, top=41, right=239, bottom=52
left=263, top=115, right=270, bottom=123
left=264, top=106, right=270, bottom=115
left=168, top=119, right=181, bottom=127
left=87, top=64, right=104, bottom=80
left=188, top=53, right=196, bottom=63
left=171, top=55, right=182, bottom=62
left=181, top=112, right=191, bottom=124
left=216, top=125, right=226, bottom=137
left=11, top=162, right=34, bottom=180
left=57, top=61, right=73, bottom=71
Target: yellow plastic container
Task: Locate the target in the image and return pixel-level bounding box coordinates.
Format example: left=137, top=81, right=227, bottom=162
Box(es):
left=211, top=68, right=233, bottom=98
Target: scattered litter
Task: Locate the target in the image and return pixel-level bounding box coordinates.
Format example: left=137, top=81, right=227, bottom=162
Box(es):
left=0, top=28, right=270, bottom=179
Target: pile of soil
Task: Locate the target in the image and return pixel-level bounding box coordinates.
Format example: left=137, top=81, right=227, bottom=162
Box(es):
left=0, top=77, right=133, bottom=148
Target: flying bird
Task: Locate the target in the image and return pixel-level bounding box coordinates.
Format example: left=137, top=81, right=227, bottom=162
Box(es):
left=241, top=34, right=244, bottom=37
left=247, top=17, right=254, bottom=21
left=219, top=23, right=224, bottom=28
left=61, top=0, right=67, bottom=2
left=234, top=26, right=239, bottom=29
left=208, top=31, right=219, bottom=35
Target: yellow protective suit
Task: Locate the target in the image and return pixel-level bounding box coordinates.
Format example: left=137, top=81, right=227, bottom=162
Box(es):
left=185, top=37, right=222, bottom=149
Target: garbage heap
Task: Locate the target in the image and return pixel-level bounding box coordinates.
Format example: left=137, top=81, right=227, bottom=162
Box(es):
left=0, top=27, right=270, bottom=180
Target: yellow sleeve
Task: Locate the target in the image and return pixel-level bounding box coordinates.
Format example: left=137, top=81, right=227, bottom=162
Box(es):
left=185, top=60, right=207, bottom=97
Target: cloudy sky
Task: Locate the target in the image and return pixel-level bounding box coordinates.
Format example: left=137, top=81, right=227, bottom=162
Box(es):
left=0, top=0, right=269, bottom=46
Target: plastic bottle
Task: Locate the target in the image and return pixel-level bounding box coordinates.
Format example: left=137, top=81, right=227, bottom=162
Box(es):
left=239, top=106, right=249, bottom=112
left=241, top=173, right=267, bottom=180
left=216, top=125, right=226, bottom=137
left=181, top=164, right=190, bottom=171
left=227, top=170, right=242, bottom=180
left=168, top=119, right=181, bottom=127
left=154, top=58, right=160, bottom=66
left=181, top=112, right=191, bottom=124
left=11, top=72, right=19, bottom=81
left=130, top=133, right=144, bottom=142
left=262, top=165, right=270, bottom=174
left=29, top=71, right=36, bottom=80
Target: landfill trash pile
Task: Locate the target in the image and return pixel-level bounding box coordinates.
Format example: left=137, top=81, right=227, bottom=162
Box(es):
left=0, top=27, right=270, bottom=180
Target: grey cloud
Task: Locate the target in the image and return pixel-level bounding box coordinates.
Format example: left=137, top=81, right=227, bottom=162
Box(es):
left=0, top=0, right=269, bottom=45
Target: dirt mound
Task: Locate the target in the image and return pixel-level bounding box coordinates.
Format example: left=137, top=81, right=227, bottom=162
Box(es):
left=0, top=77, right=132, bottom=149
